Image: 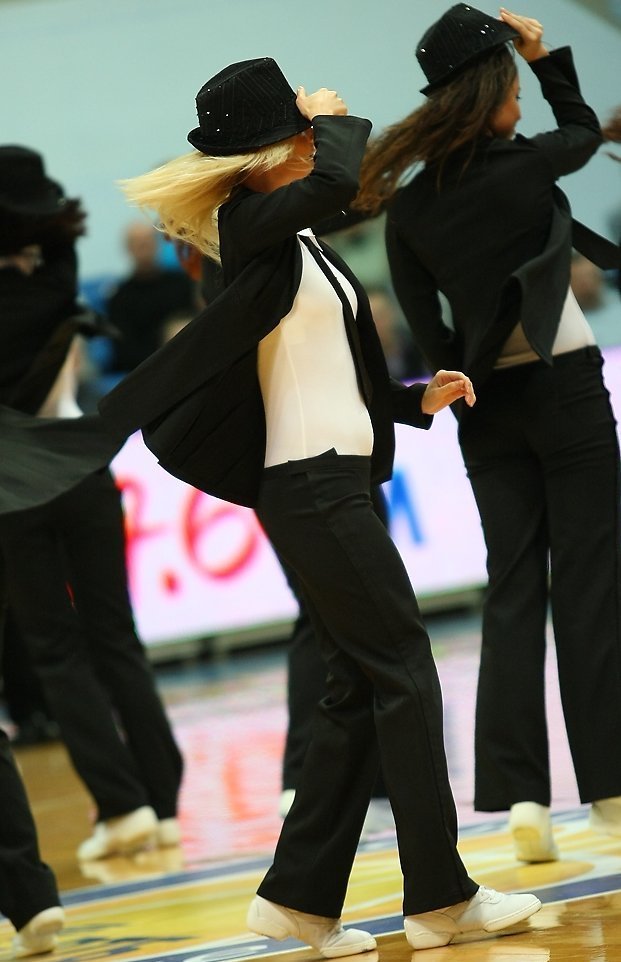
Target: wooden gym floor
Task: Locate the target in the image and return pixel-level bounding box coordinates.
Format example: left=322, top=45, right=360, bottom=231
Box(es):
left=2, top=616, right=621, bottom=962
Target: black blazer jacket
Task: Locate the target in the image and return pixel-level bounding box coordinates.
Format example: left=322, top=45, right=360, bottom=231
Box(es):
left=99, top=115, right=432, bottom=507
left=386, top=47, right=620, bottom=391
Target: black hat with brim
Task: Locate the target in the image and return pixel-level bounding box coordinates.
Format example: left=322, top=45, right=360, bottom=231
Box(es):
left=187, top=57, right=311, bottom=156
left=0, top=146, right=65, bottom=216
left=417, top=4, right=519, bottom=95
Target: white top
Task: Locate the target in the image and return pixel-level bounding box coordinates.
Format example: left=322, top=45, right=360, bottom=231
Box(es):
left=494, top=284, right=596, bottom=369
left=258, top=229, right=373, bottom=468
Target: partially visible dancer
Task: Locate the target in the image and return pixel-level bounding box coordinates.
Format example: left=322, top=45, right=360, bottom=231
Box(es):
left=98, top=56, right=540, bottom=953
left=0, top=687, right=65, bottom=957
left=356, top=5, right=621, bottom=863
left=0, top=146, right=183, bottom=862
left=603, top=105, right=621, bottom=299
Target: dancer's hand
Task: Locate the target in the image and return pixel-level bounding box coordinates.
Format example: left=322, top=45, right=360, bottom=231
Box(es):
left=499, top=9, right=548, bottom=61
left=296, top=87, right=348, bottom=120
left=421, top=370, right=476, bottom=414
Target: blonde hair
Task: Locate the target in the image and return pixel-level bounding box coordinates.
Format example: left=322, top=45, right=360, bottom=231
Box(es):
left=120, top=138, right=298, bottom=262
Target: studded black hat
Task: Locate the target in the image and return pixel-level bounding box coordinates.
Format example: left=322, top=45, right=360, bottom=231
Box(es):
left=0, top=146, right=64, bottom=216
left=416, top=4, right=519, bottom=95
left=187, top=57, right=311, bottom=155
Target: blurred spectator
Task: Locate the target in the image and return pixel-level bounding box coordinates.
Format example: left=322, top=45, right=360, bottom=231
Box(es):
left=105, top=222, right=199, bottom=373
left=318, top=215, right=390, bottom=289
left=367, top=285, right=428, bottom=380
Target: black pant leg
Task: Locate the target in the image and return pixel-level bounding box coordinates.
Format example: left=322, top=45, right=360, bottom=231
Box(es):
left=459, top=379, right=551, bottom=810
left=540, top=350, right=621, bottom=802
left=278, top=482, right=389, bottom=796
left=0, top=728, right=60, bottom=930
left=59, top=470, right=183, bottom=819
left=0, top=480, right=150, bottom=821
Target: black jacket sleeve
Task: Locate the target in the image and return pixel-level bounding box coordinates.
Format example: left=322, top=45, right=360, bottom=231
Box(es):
left=220, top=115, right=372, bottom=263
left=524, top=46, right=602, bottom=178
left=385, top=211, right=463, bottom=374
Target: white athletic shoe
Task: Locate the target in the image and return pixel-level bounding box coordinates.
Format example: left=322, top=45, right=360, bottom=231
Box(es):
left=404, top=886, right=541, bottom=950
left=13, top=906, right=65, bottom=958
left=247, top=895, right=377, bottom=958
left=77, top=805, right=157, bottom=860
left=509, top=802, right=559, bottom=862
left=590, top=795, right=621, bottom=836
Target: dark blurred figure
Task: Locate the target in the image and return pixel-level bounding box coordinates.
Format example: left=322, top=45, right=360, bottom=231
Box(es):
left=105, top=222, right=199, bottom=373
left=0, top=146, right=183, bottom=863
left=367, top=285, right=428, bottom=380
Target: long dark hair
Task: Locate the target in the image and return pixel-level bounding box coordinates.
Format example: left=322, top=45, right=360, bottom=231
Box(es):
left=355, top=46, right=517, bottom=214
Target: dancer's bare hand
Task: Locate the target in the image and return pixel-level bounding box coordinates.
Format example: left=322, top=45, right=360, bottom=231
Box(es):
left=296, top=87, right=348, bottom=120
left=421, top=370, right=476, bottom=414
left=499, top=8, right=548, bottom=61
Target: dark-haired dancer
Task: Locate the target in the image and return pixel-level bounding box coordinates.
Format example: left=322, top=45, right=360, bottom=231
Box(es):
left=357, top=5, right=621, bottom=863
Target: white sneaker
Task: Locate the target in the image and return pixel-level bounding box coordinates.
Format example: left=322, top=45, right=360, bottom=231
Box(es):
left=590, top=795, right=621, bottom=836
left=247, top=895, right=377, bottom=958
left=404, top=886, right=541, bottom=950
left=13, top=906, right=64, bottom=958
left=157, top=817, right=181, bottom=847
left=509, top=802, right=559, bottom=862
left=77, top=805, right=158, bottom=860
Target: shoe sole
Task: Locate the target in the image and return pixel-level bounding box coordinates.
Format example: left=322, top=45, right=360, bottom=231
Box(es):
left=320, top=937, right=377, bottom=958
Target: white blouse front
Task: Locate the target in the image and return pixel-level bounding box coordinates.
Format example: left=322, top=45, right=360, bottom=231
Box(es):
left=258, top=230, right=374, bottom=468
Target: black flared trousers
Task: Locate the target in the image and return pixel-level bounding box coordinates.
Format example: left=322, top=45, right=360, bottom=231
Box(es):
left=255, top=449, right=477, bottom=917
left=459, top=347, right=621, bottom=810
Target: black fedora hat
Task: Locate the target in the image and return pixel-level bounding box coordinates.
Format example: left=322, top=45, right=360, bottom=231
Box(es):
left=0, top=146, right=64, bottom=216
left=187, top=57, right=311, bottom=155
left=417, top=4, right=519, bottom=95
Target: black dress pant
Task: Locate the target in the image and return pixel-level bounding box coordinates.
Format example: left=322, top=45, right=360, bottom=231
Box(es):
left=255, top=450, right=477, bottom=917
left=0, top=469, right=183, bottom=822
left=279, top=485, right=388, bottom=798
left=0, top=727, right=60, bottom=930
left=459, top=347, right=621, bottom=810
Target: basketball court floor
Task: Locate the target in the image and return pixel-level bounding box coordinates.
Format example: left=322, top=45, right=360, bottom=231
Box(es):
left=2, top=614, right=620, bottom=962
